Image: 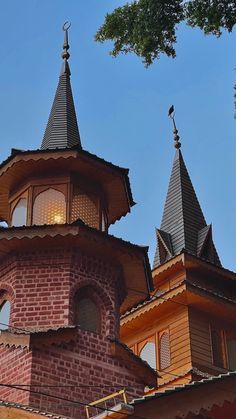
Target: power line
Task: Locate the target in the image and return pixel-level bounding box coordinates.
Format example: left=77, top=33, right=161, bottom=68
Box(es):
left=0, top=383, right=146, bottom=419
left=0, top=383, right=132, bottom=389
left=127, top=286, right=188, bottom=308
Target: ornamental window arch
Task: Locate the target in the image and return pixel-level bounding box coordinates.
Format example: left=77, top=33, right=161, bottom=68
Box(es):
left=74, top=286, right=102, bottom=334
left=32, top=187, right=66, bottom=225
left=71, top=281, right=114, bottom=336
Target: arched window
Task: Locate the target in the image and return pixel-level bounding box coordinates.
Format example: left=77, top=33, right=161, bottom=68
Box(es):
left=71, top=187, right=98, bottom=228
left=75, top=292, right=100, bottom=333
left=11, top=198, right=27, bottom=226
left=0, top=300, right=11, bottom=330
left=139, top=341, right=156, bottom=370
left=159, top=331, right=171, bottom=370
left=33, top=188, right=66, bottom=225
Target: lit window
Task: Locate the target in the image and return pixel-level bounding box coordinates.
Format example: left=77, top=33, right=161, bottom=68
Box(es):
left=159, top=332, right=171, bottom=370
left=0, top=300, right=11, bottom=330
left=33, top=188, right=66, bottom=225
left=227, top=337, right=236, bottom=370
left=76, top=296, right=100, bottom=333
left=71, top=188, right=98, bottom=228
left=139, top=342, right=156, bottom=370
left=11, top=198, right=27, bottom=226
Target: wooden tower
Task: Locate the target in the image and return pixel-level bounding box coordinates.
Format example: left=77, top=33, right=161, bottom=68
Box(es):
left=0, top=26, right=156, bottom=418
left=121, top=112, right=236, bottom=392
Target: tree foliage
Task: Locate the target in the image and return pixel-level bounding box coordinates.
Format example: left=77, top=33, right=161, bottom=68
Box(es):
left=95, top=0, right=236, bottom=66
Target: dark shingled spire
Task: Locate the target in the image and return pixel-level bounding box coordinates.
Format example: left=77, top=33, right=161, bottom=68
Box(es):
left=153, top=109, right=221, bottom=269
left=41, top=23, right=82, bottom=150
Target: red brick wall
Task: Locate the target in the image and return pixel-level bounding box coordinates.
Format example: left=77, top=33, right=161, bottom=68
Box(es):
left=0, top=346, right=32, bottom=404
left=30, top=331, right=144, bottom=418
left=0, top=247, right=144, bottom=418
left=0, top=249, right=123, bottom=338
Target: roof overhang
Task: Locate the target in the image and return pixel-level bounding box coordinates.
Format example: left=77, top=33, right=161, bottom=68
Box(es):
left=0, top=400, right=69, bottom=418
left=0, top=148, right=135, bottom=225
left=0, top=223, right=153, bottom=314
left=152, top=252, right=236, bottom=285
left=0, top=326, right=77, bottom=349
left=132, top=372, right=236, bottom=419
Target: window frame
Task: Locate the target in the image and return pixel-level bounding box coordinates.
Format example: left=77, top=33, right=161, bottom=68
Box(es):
left=74, top=289, right=101, bottom=335
left=159, top=329, right=171, bottom=371
left=210, top=325, right=227, bottom=369
left=0, top=299, right=11, bottom=329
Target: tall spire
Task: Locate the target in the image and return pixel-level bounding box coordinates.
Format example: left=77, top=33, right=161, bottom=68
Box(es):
left=41, top=22, right=82, bottom=150
left=153, top=107, right=221, bottom=268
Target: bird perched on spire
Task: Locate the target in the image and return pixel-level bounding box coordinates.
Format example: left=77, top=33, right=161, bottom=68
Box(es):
left=168, top=105, right=181, bottom=149
left=168, top=105, right=174, bottom=117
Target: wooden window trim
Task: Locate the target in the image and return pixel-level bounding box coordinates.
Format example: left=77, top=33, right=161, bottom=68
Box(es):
left=10, top=195, right=28, bottom=227
left=158, top=328, right=171, bottom=371
left=210, top=325, right=227, bottom=369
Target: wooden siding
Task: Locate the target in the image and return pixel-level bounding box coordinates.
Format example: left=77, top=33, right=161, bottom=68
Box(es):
left=189, top=309, right=221, bottom=373
left=189, top=309, right=212, bottom=369
left=122, top=306, right=192, bottom=386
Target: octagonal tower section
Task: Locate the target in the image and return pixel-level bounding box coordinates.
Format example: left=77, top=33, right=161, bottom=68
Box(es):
left=0, top=26, right=155, bottom=418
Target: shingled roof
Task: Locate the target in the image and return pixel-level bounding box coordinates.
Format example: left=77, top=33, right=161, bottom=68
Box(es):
left=41, top=25, right=81, bottom=150
left=153, top=148, right=221, bottom=268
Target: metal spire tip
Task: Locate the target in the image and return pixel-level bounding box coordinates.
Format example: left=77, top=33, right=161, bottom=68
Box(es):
left=62, top=21, right=71, bottom=61
left=168, top=105, right=181, bottom=149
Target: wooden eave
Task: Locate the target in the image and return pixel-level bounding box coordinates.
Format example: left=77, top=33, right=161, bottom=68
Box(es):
left=0, top=327, right=77, bottom=350
left=0, top=148, right=134, bottom=225
left=120, top=283, right=186, bottom=336
left=185, top=282, right=236, bottom=323
left=0, top=401, right=69, bottom=418
left=152, top=252, right=236, bottom=288
left=132, top=373, right=236, bottom=419
left=0, top=223, right=152, bottom=314
left=110, top=340, right=158, bottom=387
left=183, top=252, right=236, bottom=282
left=152, top=254, right=185, bottom=285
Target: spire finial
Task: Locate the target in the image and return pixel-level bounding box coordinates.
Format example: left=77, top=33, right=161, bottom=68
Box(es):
left=62, top=21, right=71, bottom=61
left=168, top=105, right=181, bottom=149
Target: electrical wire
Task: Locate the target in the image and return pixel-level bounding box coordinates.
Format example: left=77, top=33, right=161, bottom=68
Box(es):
left=0, top=279, right=213, bottom=393
left=127, top=286, right=188, bottom=307
left=0, top=383, right=132, bottom=389
left=0, top=383, right=147, bottom=419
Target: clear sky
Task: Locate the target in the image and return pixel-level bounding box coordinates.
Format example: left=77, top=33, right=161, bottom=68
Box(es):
left=0, top=0, right=235, bottom=274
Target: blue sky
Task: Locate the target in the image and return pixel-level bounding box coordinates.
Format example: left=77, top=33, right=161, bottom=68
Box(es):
left=0, top=0, right=235, bottom=273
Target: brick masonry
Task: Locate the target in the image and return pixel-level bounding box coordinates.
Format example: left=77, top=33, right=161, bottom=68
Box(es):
left=0, top=248, right=144, bottom=418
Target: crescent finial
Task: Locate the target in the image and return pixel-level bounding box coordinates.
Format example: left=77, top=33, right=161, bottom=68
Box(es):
left=63, top=21, right=71, bottom=32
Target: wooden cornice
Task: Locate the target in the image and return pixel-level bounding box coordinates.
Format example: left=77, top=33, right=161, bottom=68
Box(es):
left=132, top=372, right=236, bottom=419
left=0, top=148, right=134, bottom=226
left=0, top=223, right=152, bottom=314
left=0, top=326, right=77, bottom=350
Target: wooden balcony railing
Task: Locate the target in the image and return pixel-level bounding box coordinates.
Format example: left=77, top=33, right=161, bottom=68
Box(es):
left=85, top=389, right=129, bottom=419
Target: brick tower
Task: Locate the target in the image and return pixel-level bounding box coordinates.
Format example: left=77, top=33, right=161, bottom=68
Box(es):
left=0, top=25, right=156, bottom=418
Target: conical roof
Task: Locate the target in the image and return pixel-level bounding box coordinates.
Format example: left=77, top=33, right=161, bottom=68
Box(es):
left=41, top=25, right=81, bottom=150
left=153, top=149, right=221, bottom=268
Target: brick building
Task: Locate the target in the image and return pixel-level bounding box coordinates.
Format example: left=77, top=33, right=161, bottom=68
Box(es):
left=1, top=25, right=236, bottom=419
left=0, top=25, right=156, bottom=418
